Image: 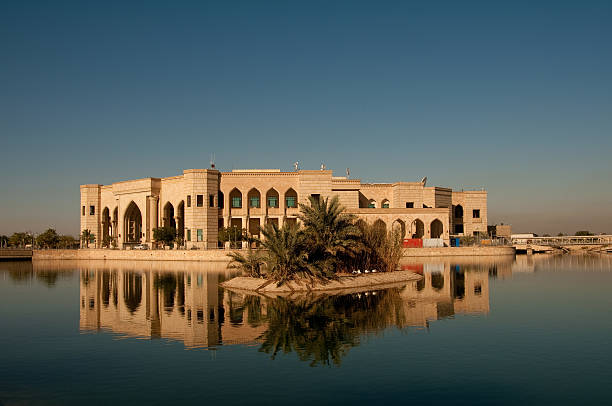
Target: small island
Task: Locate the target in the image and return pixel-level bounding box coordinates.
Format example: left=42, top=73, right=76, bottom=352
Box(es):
left=222, top=195, right=422, bottom=292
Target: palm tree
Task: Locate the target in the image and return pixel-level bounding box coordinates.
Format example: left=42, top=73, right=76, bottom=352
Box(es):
left=228, top=247, right=265, bottom=278
left=298, top=195, right=362, bottom=276
left=81, top=229, right=95, bottom=248
left=259, top=222, right=308, bottom=284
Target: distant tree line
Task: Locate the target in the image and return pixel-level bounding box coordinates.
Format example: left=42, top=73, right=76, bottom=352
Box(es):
left=0, top=229, right=79, bottom=249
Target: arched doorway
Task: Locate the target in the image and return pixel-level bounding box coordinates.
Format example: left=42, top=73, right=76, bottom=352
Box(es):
left=431, top=219, right=443, bottom=238
left=112, top=208, right=118, bottom=239
left=392, top=219, right=406, bottom=239
left=102, top=207, right=111, bottom=247
left=412, top=219, right=424, bottom=238
left=177, top=201, right=184, bottom=241
left=163, top=202, right=175, bottom=229
left=454, top=205, right=464, bottom=219
left=124, top=202, right=142, bottom=244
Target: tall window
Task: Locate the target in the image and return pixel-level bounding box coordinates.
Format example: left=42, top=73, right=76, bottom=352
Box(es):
left=196, top=195, right=203, bottom=207
left=82, top=206, right=85, bottom=216
left=249, top=196, right=260, bottom=208
left=472, top=209, right=480, bottom=218
left=382, top=202, right=390, bottom=208
left=232, top=197, right=242, bottom=208
left=89, top=205, right=95, bottom=215
left=187, top=195, right=191, bottom=207
left=286, top=196, right=296, bottom=208
left=187, top=229, right=191, bottom=241
left=209, top=194, right=215, bottom=207
left=268, top=196, right=278, bottom=208
left=197, top=229, right=203, bottom=242
left=406, top=202, right=414, bottom=208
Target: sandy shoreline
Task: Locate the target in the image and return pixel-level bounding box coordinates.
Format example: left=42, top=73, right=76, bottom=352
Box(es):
left=221, top=270, right=421, bottom=294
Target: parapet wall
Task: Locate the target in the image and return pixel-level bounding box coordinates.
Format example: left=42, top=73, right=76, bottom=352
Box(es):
left=33, top=249, right=235, bottom=262
left=402, top=246, right=515, bottom=257
left=33, top=246, right=515, bottom=262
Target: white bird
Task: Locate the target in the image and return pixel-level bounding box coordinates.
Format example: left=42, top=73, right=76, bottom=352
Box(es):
left=371, top=269, right=377, bottom=273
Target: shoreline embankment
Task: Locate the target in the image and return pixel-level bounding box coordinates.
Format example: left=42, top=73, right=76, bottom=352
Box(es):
left=30, top=246, right=515, bottom=262
left=221, top=270, right=422, bottom=294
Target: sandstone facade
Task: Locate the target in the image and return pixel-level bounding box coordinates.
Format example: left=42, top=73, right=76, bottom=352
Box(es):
left=80, top=168, right=488, bottom=249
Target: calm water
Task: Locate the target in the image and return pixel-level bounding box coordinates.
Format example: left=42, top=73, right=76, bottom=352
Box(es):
left=1, top=255, right=612, bottom=405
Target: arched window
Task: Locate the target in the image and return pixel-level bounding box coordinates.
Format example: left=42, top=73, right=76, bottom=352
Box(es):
left=266, top=188, right=279, bottom=208
left=247, top=188, right=261, bottom=209
left=229, top=188, right=242, bottom=209
left=285, top=188, right=297, bottom=208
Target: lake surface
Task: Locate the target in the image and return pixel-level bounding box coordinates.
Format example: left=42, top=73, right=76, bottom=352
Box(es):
left=1, top=254, right=611, bottom=405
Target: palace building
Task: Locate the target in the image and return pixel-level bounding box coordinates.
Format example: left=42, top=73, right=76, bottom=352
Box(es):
left=80, top=168, right=487, bottom=249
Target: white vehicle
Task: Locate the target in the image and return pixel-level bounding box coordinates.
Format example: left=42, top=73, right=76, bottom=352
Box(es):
left=133, top=244, right=149, bottom=250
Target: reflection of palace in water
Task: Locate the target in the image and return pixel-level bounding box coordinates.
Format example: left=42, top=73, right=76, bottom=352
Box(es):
left=396, top=257, right=504, bottom=327
left=79, top=267, right=267, bottom=349
left=78, top=257, right=513, bottom=348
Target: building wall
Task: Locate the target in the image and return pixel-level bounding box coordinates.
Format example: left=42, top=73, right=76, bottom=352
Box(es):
left=80, top=185, right=101, bottom=248
left=183, top=169, right=219, bottom=249
left=392, top=182, right=427, bottom=209
left=81, top=168, right=488, bottom=248
left=358, top=184, right=394, bottom=208
left=452, top=191, right=488, bottom=236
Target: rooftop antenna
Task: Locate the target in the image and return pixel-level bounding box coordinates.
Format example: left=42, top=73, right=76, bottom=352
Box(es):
left=320, top=163, right=326, bottom=171
left=294, top=161, right=299, bottom=171
left=210, top=153, right=216, bottom=169
left=421, top=176, right=427, bottom=186
left=346, top=168, right=350, bottom=178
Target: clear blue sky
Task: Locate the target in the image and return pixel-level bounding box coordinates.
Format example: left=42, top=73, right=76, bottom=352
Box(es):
left=1, top=0, right=610, bottom=236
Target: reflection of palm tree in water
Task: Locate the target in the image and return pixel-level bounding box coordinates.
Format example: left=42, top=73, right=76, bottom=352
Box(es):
left=257, top=288, right=407, bottom=366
